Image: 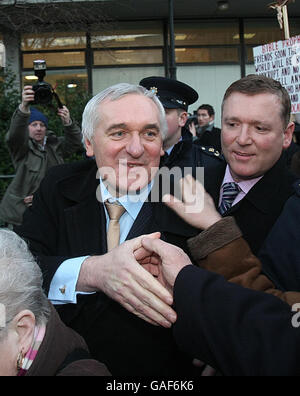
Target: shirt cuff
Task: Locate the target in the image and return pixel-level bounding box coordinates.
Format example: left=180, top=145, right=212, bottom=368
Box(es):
left=48, top=256, right=93, bottom=305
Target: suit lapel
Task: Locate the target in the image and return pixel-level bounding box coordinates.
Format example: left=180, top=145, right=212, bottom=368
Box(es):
left=64, top=196, right=107, bottom=256
left=58, top=160, right=108, bottom=256
left=126, top=201, right=159, bottom=241
left=226, top=156, right=292, bottom=216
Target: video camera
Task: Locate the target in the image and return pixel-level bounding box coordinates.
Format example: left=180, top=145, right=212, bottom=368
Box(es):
left=32, top=60, right=63, bottom=108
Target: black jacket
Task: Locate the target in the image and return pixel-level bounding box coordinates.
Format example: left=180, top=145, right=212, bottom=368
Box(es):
left=205, top=156, right=297, bottom=255
left=194, top=125, right=222, bottom=153
left=173, top=265, right=300, bottom=376
left=16, top=159, right=199, bottom=376
left=259, top=182, right=300, bottom=291
left=160, top=126, right=223, bottom=171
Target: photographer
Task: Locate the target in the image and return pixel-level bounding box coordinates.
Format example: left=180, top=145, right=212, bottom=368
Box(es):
left=0, top=85, right=83, bottom=227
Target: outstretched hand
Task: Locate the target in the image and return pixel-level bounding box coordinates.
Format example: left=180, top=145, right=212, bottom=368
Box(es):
left=20, top=85, right=35, bottom=112
left=57, top=106, right=72, bottom=126
left=136, top=237, right=192, bottom=292
left=163, top=174, right=221, bottom=230
left=78, top=232, right=177, bottom=328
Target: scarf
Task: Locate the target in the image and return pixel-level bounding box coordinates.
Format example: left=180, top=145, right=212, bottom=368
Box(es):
left=17, top=325, right=46, bottom=376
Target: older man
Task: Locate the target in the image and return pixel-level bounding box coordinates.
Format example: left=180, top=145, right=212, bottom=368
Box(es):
left=204, top=74, right=297, bottom=254
left=16, top=83, right=199, bottom=376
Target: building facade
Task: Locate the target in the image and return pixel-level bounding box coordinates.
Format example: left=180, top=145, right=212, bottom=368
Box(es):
left=1, top=0, right=300, bottom=126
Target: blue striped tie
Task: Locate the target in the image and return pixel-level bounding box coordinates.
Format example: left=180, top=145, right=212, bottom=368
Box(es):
left=219, top=182, right=240, bottom=215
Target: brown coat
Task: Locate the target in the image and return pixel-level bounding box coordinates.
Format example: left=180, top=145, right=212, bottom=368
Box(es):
left=26, top=305, right=110, bottom=376
left=187, top=217, right=300, bottom=306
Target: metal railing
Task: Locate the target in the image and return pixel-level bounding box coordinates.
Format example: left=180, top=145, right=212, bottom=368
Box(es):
left=0, top=175, right=14, bottom=179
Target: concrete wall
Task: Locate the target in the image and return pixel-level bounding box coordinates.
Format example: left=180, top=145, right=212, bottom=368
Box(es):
left=3, top=33, right=21, bottom=92
left=92, top=64, right=242, bottom=128
left=92, top=66, right=165, bottom=94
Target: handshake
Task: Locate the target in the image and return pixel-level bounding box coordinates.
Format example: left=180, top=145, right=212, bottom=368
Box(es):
left=115, top=232, right=192, bottom=329
left=135, top=232, right=192, bottom=294
left=80, top=232, right=192, bottom=329
left=80, top=176, right=220, bottom=328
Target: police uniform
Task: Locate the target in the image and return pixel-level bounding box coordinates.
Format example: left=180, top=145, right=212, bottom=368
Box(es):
left=139, top=76, right=224, bottom=171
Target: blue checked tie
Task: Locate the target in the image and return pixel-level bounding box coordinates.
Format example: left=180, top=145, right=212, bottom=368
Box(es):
left=219, top=182, right=240, bottom=215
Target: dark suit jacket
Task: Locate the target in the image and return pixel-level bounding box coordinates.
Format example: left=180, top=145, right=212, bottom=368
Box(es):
left=173, top=265, right=300, bottom=376
left=259, top=184, right=300, bottom=292
left=16, top=158, right=199, bottom=376
left=205, top=155, right=297, bottom=255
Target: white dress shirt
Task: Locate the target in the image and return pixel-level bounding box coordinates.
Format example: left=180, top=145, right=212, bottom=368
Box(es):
left=48, top=178, right=153, bottom=305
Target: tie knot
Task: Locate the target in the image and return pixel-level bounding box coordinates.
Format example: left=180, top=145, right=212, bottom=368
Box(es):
left=105, top=201, right=126, bottom=221
left=218, top=182, right=241, bottom=215
left=222, top=182, right=240, bottom=194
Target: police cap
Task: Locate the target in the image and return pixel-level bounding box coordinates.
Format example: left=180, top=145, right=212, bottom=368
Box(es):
left=139, top=76, right=198, bottom=111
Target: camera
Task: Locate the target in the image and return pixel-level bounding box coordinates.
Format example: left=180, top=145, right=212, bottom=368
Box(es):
left=185, top=112, right=198, bottom=128
left=32, top=60, right=63, bottom=108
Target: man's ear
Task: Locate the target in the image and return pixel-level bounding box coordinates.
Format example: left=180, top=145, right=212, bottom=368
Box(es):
left=13, top=310, right=36, bottom=355
left=283, top=122, right=295, bottom=149
left=85, top=138, right=94, bottom=157
left=178, top=111, right=188, bottom=127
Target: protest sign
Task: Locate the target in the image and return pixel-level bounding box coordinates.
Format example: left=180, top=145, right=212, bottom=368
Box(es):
left=253, top=35, right=300, bottom=113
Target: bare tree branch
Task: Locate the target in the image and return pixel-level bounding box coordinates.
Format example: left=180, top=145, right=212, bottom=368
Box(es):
left=0, top=1, right=114, bottom=34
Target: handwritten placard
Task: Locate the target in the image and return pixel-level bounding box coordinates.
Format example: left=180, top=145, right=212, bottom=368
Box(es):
left=253, top=36, right=300, bottom=113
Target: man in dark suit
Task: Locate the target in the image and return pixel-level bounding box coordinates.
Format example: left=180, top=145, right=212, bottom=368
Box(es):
left=139, top=236, right=300, bottom=376
left=16, top=83, right=199, bottom=376
left=204, top=75, right=297, bottom=255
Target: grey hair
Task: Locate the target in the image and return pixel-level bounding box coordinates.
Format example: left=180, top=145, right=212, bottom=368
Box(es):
left=81, top=83, right=168, bottom=143
left=0, top=229, right=50, bottom=340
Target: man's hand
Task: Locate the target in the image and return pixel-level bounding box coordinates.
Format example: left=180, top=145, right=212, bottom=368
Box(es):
left=20, top=85, right=35, bottom=113
left=77, top=232, right=177, bottom=328
left=24, top=195, right=33, bottom=207
left=57, top=106, right=72, bottom=126
left=163, top=174, right=222, bottom=230
left=188, top=122, right=197, bottom=137
left=141, top=238, right=192, bottom=291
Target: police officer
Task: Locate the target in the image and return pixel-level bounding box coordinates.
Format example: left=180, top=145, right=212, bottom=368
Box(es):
left=139, top=76, right=223, bottom=170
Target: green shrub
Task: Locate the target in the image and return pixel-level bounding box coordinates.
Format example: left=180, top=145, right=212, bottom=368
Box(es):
left=0, top=68, right=19, bottom=200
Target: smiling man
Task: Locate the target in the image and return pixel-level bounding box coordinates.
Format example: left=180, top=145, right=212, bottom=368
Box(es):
left=84, top=90, right=165, bottom=196
left=15, top=83, right=199, bottom=376
left=205, top=74, right=297, bottom=254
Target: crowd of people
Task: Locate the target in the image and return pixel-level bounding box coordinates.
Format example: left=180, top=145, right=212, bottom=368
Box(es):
left=0, top=73, right=300, bottom=376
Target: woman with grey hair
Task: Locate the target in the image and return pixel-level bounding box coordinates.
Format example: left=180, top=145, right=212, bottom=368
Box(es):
left=0, top=229, right=110, bottom=376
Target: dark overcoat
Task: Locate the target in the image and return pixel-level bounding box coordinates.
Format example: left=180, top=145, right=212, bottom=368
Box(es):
left=16, top=159, right=199, bottom=376
left=259, top=182, right=300, bottom=291
left=204, top=155, right=297, bottom=255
